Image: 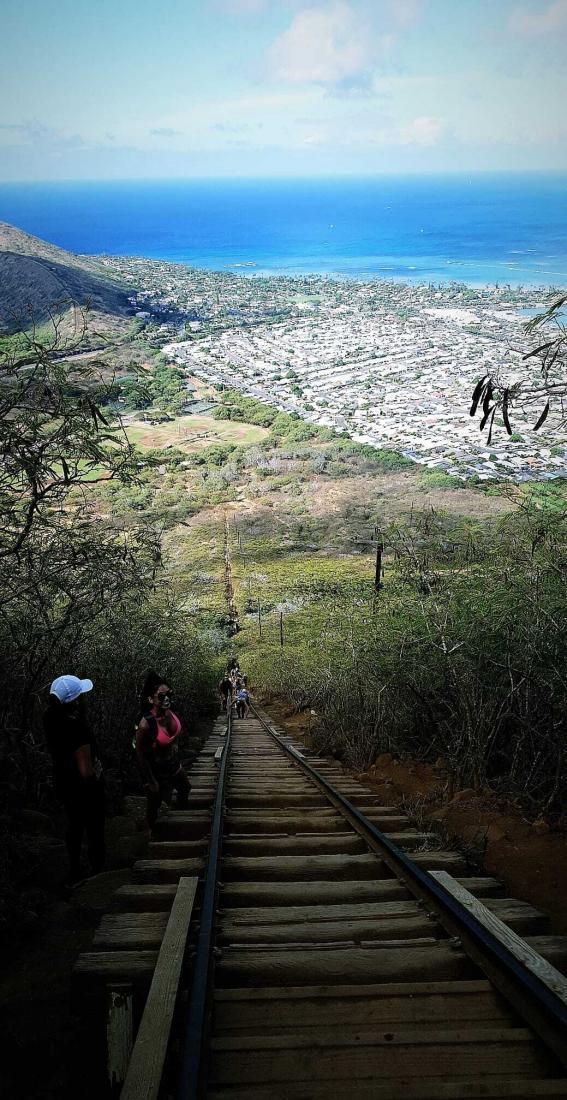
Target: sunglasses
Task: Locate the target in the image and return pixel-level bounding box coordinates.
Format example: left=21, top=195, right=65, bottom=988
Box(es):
left=157, top=691, right=173, bottom=702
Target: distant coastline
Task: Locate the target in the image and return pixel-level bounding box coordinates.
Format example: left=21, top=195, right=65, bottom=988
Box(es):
left=0, top=173, right=565, bottom=289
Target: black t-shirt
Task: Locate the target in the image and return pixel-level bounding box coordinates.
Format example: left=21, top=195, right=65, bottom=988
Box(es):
left=220, top=678, right=232, bottom=693
left=43, top=704, right=99, bottom=798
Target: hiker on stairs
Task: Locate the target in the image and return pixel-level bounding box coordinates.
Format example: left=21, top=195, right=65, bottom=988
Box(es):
left=136, top=671, right=191, bottom=832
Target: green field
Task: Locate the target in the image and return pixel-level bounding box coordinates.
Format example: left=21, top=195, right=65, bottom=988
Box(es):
left=124, top=413, right=268, bottom=452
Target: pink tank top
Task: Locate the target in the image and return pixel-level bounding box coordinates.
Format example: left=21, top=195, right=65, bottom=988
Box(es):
left=152, top=711, right=181, bottom=748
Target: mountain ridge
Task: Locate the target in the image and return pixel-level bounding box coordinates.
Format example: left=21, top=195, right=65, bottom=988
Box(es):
left=0, top=221, right=133, bottom=334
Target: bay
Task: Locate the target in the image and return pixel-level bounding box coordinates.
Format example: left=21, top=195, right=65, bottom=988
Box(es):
left=0, top=173, right=565, bottom=287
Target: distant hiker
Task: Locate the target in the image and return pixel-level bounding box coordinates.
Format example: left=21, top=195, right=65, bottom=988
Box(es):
left=43, top=675, right=105, bottom=887
left=136, top=672, right=191, bottom=831
left=227, top=656, right=239, bottom=673
left=236, top=687, right=251, bottom=719
left=219, top=675, right=233, bottom=712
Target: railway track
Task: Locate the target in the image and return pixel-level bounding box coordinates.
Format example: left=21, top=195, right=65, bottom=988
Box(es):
left=75, top=705, right=567, bottom=1099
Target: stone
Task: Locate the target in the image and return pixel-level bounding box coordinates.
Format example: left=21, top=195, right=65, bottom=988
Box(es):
left=532, top=818, right=550, bottom=835
left=374, top=753, right=393, bottom=767
left=451, top=788, right=476, bottom=803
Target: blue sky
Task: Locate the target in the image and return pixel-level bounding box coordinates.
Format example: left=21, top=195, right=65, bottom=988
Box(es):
left=1, top=0, right=566, bottom=179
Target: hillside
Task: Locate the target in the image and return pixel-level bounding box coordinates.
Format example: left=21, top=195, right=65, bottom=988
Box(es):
left=0, top=222, right=133, bottom=334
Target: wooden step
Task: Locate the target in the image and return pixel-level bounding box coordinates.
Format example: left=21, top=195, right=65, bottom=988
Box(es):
left=133, top=858, right=204, bottom=883
left=114, top=884, right=178, bottom=911
left=74, top=950, right=158, bottom=990
left=224, top=834, right=367, bottom=856
left=206, top=1078, right=567, bottom=1099
left=212, top=980, right=518, bottom=1032
left=216, top=942, right=476, bottom=987
left=218, top=915, right=438, bottom=945
left=94, top=912, right=168, bottom=948
left=221, top=854, right=382, bottom=882
left=208, top=1027, right=552, bottom=1085
left=220, top=877, right=500, bottom=908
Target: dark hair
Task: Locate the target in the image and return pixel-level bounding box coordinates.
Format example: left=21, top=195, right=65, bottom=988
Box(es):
left=141, top=670, right=171, bottom=708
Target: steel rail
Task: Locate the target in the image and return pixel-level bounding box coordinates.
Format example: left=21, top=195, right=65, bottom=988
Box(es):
left=178, top=706, right=232, bottom=1100
left=250, top=703, right=567, bottom=1072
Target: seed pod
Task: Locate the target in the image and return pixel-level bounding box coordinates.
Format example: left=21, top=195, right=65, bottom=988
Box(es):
left=533, top=401, right=550, bottom=432
left=502, top=390, right=512, bottom=436
left=480, top=403, right=494, bottom=431
left=470, top=375, right=488, bottom=417
left=482, top=382, right=494, bottom=419
left=487, top=407, right=497, bottom=445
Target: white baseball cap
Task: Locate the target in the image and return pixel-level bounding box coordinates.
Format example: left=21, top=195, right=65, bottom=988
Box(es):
left=50, top=675, right=93, bottom=704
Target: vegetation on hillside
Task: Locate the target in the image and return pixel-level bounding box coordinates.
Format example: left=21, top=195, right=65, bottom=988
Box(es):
left=238, top=498, right=567, bottom=821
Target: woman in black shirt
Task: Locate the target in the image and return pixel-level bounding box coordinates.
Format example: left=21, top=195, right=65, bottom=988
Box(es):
left=43, top=674, right=105, bottom=886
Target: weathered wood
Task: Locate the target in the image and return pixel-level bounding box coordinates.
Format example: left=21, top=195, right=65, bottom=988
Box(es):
left=216, top=942, right=476, bottom=987
left=74, top=951, right=158, bottom=990
left=221, top=878, right=411, bottom=906
left=224, top=834, right=366, bottom=856
left=431, top=873, right=567, bottom=994
left=106, top=983, right=133, bottom=1092
left=225, top=811, right=347, bottom=834
left=411, top=851, right=467, bottom=874
left=209, top=1027, right=551, bottom=1084
left=227, top=793, right=329, bottom=808
left=220, top=900, right=423, bottom=924
left=133, top=857, right=204, bottom=884
left=152, top=812, right=211, bottom=840
left=213, top=980, right=517, bottom=1031
left=95, top=913, right=169, bottom=949
left=218, top=915, right=438, bottom=945
left=114, top=884, right=177, bottom=911
left=120, top=876, right=198, bottom=1100
left=214, top=746, right=224, bottom=763
left=206, top=1079, right=567, bottom=1100
left=147, top=839, right=208, bottom=859
left=221, top=853, right=382, bottom=882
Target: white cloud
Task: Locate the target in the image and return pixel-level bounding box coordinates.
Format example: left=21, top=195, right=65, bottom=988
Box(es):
left=400, top=116, right=447, bottom=146
left=509, top=0, right=567, bottom=36
left=269, top=2, right=372, bottom=86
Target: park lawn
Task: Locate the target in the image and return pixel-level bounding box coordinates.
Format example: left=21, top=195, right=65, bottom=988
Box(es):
left=125, top=413, right=268, bottom=452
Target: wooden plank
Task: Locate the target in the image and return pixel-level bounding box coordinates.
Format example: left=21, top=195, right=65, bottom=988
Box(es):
left=218, top=915, right=436, bottom=944
left=209, top=1028, right=552, bottom=1084
left=121, top=876, right=198, bottom=1100
left=74, top=951, right=158, bottom=989
left=214, top=746, right=224, bottom=763
left=431, top=872, right=567, bottom=1004
left=221, top=879, right=412, bottom=907
left=206, top=1079, right=567, bottom=1100
left=224, top=834, right=366, bottom=856
left=213, top=980, right=517, bottom=1032
left=133, top=857, right=204, bottom=883
left=94, top=913, right=169, bottom=949
left=216, top=942, right=475, bottom=987
left=221, top=854, right=382, bottom=881
left=114, top=884, right=177, bottom=911
left=106, top=983, right=133, bottom=1092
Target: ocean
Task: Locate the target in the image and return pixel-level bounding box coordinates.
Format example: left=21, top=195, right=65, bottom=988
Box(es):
left=0, top=173, right=566, bottom=287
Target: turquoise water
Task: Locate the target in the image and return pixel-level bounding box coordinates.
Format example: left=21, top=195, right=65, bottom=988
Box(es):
left=0, top=173, right=566, bottom=287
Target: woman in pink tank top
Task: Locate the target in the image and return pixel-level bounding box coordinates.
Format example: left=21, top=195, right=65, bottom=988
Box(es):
left=135, top=672, right=191, bottom=831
